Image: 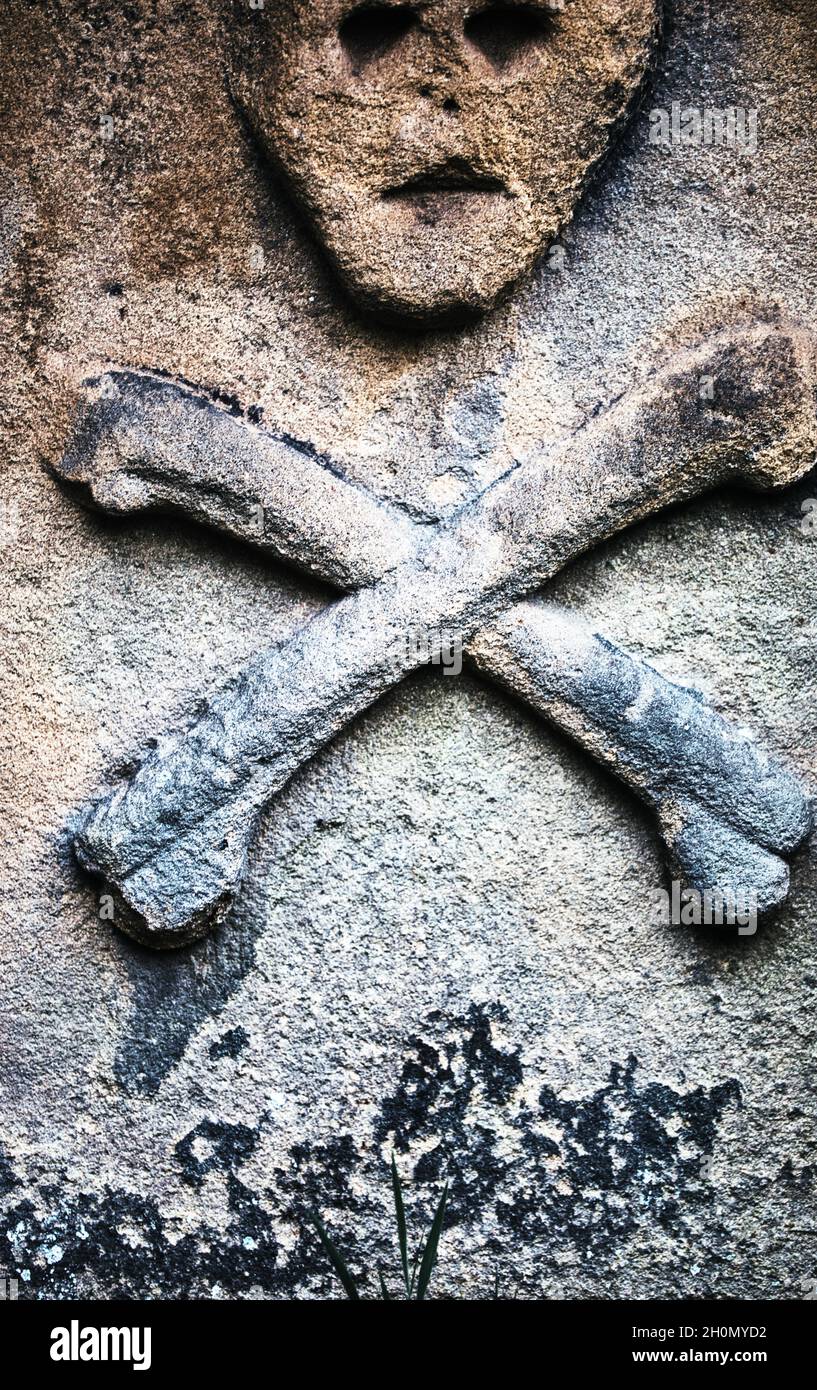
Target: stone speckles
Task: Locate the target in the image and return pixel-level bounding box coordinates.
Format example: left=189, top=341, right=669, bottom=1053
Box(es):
left=228, top=0, right=661, bottom=323
left=3, top=0, right=817, bottom=1304
left=0, top=1009, right=750, bottom=1298
left=54, top=323, right=816, bottom=944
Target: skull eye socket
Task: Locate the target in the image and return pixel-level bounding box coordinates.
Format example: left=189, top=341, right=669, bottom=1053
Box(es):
left=464, top=4, right=556, bottom=70
left=339, top=5, right=420, bottom=73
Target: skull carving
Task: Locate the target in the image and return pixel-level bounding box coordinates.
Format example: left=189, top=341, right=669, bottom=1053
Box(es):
left=229, top=0, right=661, bottom=324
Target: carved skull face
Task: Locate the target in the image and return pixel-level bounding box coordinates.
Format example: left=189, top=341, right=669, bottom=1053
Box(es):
left=231, top=0, right=660, bottom=324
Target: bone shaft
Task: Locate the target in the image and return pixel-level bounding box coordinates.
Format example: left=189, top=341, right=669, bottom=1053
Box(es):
left=56, top=373, right=420, bottom=589
left=59, top=320, right=817, bottom=940
left=468, top=335, right=772, bottom=595
left=76, top=549, right=507, bottom=880
left=68, top=343, right=814, bottom=891
left=471, top=604, right=810, bottom=855
left=73, top=407, right=805, bottom=890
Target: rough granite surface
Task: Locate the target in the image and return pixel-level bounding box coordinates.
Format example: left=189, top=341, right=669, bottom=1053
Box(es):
left=1, top=0, right=816, bottom=1299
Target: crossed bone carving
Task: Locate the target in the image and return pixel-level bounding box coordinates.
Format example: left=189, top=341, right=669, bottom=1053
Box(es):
left=52, top=320, right=816, bottom=947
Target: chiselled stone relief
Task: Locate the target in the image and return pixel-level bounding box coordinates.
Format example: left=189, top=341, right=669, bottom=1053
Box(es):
left=1, top=0, right=816, bottom=1308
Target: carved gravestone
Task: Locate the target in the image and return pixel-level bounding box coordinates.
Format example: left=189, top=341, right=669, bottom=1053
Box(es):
left=0, top=0, right=815, bottom=1300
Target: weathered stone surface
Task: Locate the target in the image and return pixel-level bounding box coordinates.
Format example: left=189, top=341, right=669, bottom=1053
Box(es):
left=54, top=341, right=815, bottom=943
left=1, top=0, right=817, bottom=1302
left=229, top=0, right=661, bottom=323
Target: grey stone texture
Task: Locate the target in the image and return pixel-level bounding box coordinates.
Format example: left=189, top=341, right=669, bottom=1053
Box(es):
left=1, top=0, right=816, bottom=1300
left=52, top=338, right=816, bottom=944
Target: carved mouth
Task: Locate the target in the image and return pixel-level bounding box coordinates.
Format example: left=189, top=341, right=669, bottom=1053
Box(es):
left=382, top=160, right=508, bottom=211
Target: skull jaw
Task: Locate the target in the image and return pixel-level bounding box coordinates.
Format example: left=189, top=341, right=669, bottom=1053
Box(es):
left=255, top=141, right=564, bottom=326
left=308, top=188, right=557, bottom=327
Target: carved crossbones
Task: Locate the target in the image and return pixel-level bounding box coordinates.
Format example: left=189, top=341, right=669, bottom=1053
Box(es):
left=52, top=321, right=816, bottom=947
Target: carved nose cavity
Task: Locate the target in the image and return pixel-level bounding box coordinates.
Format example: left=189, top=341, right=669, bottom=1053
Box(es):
left=417, top=82, right=462, bottom=115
